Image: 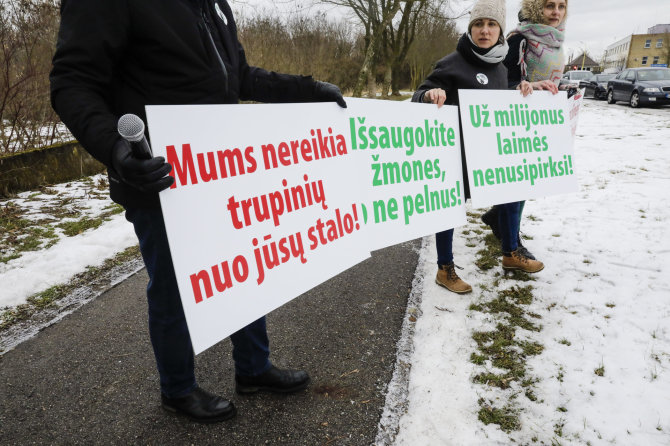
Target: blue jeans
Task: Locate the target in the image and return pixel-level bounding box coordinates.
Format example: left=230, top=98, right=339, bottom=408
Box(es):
left=125, top=207, right=271, bottom=398
left=436, top=228, right=455, bottom=265
left=497, top=201, right=521, bottom=253
left=436, top=201, right=520, bottom=264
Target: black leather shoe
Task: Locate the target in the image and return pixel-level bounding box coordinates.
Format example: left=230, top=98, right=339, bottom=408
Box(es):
left=161, top=386, right=236, bottom=423
left=235, top=365, right=310, bottom=394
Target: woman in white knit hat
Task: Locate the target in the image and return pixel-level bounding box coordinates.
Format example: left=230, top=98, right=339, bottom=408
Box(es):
left=412, top=0, right=545, bottom=295
left=481, top=0, right=566, bottom=261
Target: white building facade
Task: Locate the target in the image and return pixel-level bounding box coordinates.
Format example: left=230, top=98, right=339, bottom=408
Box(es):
left=603, top=36, right=632, bottom=71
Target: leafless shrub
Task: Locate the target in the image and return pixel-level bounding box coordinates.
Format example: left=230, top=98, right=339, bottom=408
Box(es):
left=406, top=14, right=460, bottom=90
left=237, top=12, right=364, bottom=93
left=0, top=0, right=71, bottom=155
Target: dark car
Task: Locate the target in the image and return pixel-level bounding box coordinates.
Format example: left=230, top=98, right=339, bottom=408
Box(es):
left=559, top=70, right=595, bottom=89
left=606, top=67, right=670, bottom=108
left=584, top=74, right=615, bottom=99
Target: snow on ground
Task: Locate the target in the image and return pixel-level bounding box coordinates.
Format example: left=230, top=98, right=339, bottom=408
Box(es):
left=383, top=100, right=670, bottom=445
left=1, top=100, right=669, bottom=444
left=0, top=175, right=137, bottom=308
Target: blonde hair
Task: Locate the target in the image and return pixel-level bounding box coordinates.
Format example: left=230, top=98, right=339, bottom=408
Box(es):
left=520, top=0, right=568, bottom=25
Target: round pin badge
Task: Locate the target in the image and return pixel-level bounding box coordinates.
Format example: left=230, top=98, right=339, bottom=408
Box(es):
left=476, top=73, right=489, bottom=85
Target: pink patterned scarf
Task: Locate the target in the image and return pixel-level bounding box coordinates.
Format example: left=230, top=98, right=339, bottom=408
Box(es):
left=514, top=21, right=565, bottom=83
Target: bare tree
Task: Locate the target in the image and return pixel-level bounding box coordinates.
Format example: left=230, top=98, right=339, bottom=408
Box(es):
left=317, top=0, right=461, bottom=97
left=406, top=11, right=459, bottom=90
left=318, top=0, right=404, bottom=97
left=382, top=0, right=457, bottom=96
left=237, top=12, right=364, bottom=92
left=0, top=0, right=66, bottom=155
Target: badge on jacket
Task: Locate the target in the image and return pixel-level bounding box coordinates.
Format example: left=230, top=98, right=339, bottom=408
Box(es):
left=215, top=2, right=228, bottom=25
left=476, top=73, right=488, bottom=85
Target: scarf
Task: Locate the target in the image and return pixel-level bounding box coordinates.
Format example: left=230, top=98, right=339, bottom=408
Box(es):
left=457, top=33, right=509, bottom=67
left=513, top=21, right=565, bottom=83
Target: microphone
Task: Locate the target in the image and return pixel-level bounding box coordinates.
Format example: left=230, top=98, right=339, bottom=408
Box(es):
left=117, top=114, right=153, bottom=159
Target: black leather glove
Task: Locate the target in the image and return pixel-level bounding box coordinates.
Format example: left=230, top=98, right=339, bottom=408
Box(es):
left=313, top=81, right=347, bottom=108
left=111, top=139, right=174, bottom=192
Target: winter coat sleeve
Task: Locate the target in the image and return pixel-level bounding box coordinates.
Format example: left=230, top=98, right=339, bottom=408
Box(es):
left=49, top=0, right=129, bottom=168
left=236, top=43, right=318, bottom=104
left=504, top=34, right=526, bottom=89
left=412, top=57, right=455, bottom=103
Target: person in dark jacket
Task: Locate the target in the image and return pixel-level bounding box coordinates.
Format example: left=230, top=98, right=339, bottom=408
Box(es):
left=50, top=0, right=346, bottom=424
left=481, top=0, right=565, bottom=260
left=412, top=0, right=545, bottom=294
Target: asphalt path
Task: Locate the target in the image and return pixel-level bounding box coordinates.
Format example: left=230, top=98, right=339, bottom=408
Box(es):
left=0, top=240, right=420, bottom=445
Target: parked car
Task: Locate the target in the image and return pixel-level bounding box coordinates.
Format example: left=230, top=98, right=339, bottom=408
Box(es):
left=584, top=74, right=615, bottom=99
left=607, top=67, right=670, bottom=108
left=559, top=70, right=595, bottom=89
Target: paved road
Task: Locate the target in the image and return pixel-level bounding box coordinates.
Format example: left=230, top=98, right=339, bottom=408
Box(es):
left=0, top=240, right=420, bottom=445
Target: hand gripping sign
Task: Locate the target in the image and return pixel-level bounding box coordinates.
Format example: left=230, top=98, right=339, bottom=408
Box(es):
left=458, top=90, right=578, bottom=209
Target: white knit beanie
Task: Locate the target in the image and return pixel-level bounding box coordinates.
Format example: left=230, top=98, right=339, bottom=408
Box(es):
left=469, top=0, right=506, bottom=35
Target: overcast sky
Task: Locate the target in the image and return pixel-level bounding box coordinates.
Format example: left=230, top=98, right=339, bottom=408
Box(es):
left=234, top=0, right=668, bottom=61
left=492, top=0, right=668, bottom=60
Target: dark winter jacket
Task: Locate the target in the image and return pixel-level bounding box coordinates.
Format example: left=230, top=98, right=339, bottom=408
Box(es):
left=50, top=0, right=320, bottom=208
left=503, top=33, right=526, bottom=88
left=412, top=33, right=508, bottom=198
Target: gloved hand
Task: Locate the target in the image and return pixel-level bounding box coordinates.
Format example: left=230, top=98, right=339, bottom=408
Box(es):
left=111, top=139, right=174, bottom=192
left=313, top=81, right=347, bottom=108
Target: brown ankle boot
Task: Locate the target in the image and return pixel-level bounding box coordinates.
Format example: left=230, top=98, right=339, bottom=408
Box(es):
left=502, top=250, right=544, bottom=273
left=436, top=263, right=472, bottom=294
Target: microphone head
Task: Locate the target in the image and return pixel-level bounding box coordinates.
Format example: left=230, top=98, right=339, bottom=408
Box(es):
left=117, top=114, right=145, bottom=142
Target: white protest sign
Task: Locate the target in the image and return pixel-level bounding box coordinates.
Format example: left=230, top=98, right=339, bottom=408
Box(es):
left=568, top=88, right=585, bottom=138
left=346, top=98, right=466, bottom=251
left=459, top=90, right=578, bottom=208
left=146, top=100, right=467, bottom=354
left=146, top=103, right=370, bottom=354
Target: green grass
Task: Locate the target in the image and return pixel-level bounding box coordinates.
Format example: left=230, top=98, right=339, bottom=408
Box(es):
left=478, top=400, right=521, bottom=432
left=0, top=246, right=140, bottom=332
left=0, top=202, right=31, bottom=232
left=470, top=352, right=487, bottom=365
left=475, top=233, right=502, bottom=270
left=56, top=216, right=104, bottom=236
left=1, top=179, right=122, bottom=265
left=465, top=214, right=549, bottom=436
left=460, top=204, right=569, bottom=438
left=1, top=206, right=60, bottom=263
left=100, top=203, right=124, bottom=218
left=472, top=286, right=540, bottom=332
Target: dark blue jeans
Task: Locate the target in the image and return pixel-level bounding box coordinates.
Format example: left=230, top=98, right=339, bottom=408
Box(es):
left=497, top=201, right=521, bottom=253
left=436, top=201, right=520, bottom=265
left=125, top=207, right=271, bottom=398
left=436, top=228, right=455, bottom=265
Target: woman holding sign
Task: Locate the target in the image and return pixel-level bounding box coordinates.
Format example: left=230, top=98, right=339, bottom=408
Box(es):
left=481, top=0, right=566, bottom=259
left=412, top=0, right=544, bottom=294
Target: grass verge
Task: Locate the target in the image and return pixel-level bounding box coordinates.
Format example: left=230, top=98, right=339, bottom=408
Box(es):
left=0, top=246, right=140, bottom=333
left=464, top=212, right=545, bottom=434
